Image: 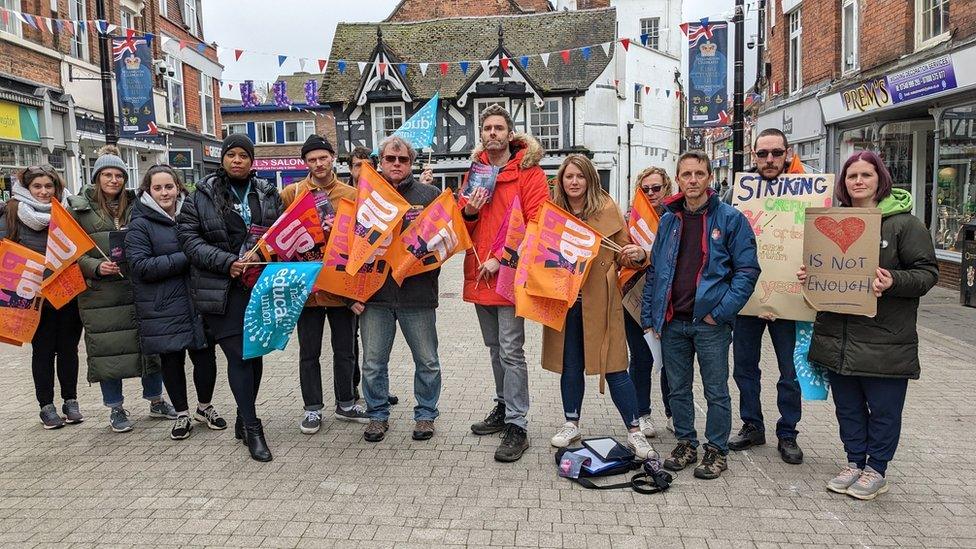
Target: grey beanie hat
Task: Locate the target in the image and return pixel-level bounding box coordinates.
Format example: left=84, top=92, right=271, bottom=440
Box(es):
left=91, top=154, right=129, bottom=184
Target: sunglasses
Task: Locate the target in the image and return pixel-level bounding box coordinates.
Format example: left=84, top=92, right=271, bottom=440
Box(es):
left=642, top=185, right=664, bottom=194
left=382, top=155, right=412, bottom=165
left=755, top=149, right=786, bottom=159
left=25, top=165, right=56, bottom=175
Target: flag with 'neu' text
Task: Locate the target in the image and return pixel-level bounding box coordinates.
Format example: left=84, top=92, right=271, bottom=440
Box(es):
left=318, top=198, right=393, bottom=303
left=45, top=199, right=96, bottom=279
left=619, top=187, right=660, bottom=292
left=523, top=201, right=602, bottom=304
left=513, top=222, right=570, bottom=330
left=391, top=189, right=472, bottom=285
left=0, top=239, right=46, bottom=345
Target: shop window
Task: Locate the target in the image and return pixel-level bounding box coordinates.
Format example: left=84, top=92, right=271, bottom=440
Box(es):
left=788, top=10, right=802, bottom=94
left=936, top=105, right=976, bottom=252
left=916, top=0, right=949, bottom=49
left=69, top=0, right=89, bottom=60
left=371, top=103, right=404, bottom=149
left=165, top=54, right=185, bottom=126
left=0, top=0, right=22, bottom=37
left=255, top=121, right=276, bottom=144
left=640, top=18, right=660, bottom=50
left=222, top=123, right=246, bottom=139
left=841, top=0, right=859, bottom=74
left=530, top=99, right=561, bottom=151
left=284, top=120, right=315, bottom=144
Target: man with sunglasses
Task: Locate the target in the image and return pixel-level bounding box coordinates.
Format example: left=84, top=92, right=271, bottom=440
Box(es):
left=727, top=128, right=805, bottom=465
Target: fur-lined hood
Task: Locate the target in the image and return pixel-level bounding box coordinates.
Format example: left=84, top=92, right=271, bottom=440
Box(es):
left=469, top=133, right=544, bottom=169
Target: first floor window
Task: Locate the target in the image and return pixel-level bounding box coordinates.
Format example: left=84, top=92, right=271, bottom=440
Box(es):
left=121, top=148, right=140, bottom=189
left=69, top=0, right=88, bottom=60
left=164, top=54, right=185, bottom=126
left=788, top=10, right=802, bottom=94
left=530, top=98, right=561, bottom=150
left=372, top=103, right=404, bottom=148
left=284, top=120, right=315, bottom=143
left=842, top=0, right=859, bottom=74
left=634, top=87, right=642, bottom=121
left=256, top=122, right=276, bottom=144
left=200, top=74, right=215, bottom=136
left=916, top=0, right=949, bottom=47
left=640, top=17, right=660, bottom=50
left=222, top=123, right=246, bottom=139
left=0, top=0, right=22, bottom=36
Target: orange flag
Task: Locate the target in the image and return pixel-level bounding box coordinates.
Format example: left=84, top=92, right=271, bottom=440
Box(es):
left=347, top=163, right=411, bottom=275
left=491, top=195, right=526, bottom=304
left=45, top=199, right=96, bottom=278
left=0, top=239, right=46, bottom=345
left=40, top=263, right=86, bottom=309
left=391, top=189, right=472, bottom=285
left=619, top=187, right=660, bottom=292
left=317, top=198, right=392, bottom=303
left=523, top=201, right=602, bottom=304
left=513, top=222, right=570, bottom=330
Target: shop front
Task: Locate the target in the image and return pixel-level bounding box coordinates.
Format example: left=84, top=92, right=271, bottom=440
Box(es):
left=168, top=132, right=223, bottom=187
left=252, top=157, right=308, bottom=189
left=757, top=94, right=826, bottom=172
left=75, top=114, right=166, bottom=192
left=0, top=98, right=68, bottom=200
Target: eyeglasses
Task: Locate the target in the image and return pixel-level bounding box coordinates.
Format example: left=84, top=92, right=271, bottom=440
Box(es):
left=642, top=185, right=663, bottom=194
left=382, top=155, right=411, bottom=165
left=99, top=172, right=126, bottom=181
left=755, top=149, right=786, bottom=159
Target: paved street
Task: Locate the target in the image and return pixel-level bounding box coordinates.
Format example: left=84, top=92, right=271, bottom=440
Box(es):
left=1, top=263, right=975, bottom=548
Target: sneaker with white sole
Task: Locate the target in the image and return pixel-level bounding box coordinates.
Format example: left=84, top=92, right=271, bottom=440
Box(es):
left=846, top=466, right=889, bottom=500
left=109, top=406, right=133, bottom=433
left=627, top=430, right=658, bottom=460
left=334, top=403, right=370, bottom=424
left=638, top=415, right=657, bottom=438
left=300, top=410, right=322, bottom=434
left=62, top=399, right=84, bottom=424
left=193, top=405, right=228, bottom=430
left=826, top=463, right=863, bottom=494
left=39, top=404, right=65, bottom=430
left=170, top=415, right=193, bottom=440
left=149, top=400, right=178, bottom=420
left=550, top=422, right=581, bottom=448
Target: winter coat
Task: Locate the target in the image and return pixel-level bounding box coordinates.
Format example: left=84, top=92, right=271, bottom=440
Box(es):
left=808, top=189, right=938, bottom=379
left=125, top=193, right=206, bottom=355
left=176, top=171, right=283, bottom=315
left=542, top=196, right=648, bottom=392
left=460, top=133, right=550, bottom=306
left=66, top=185, right=159, bottom=383
left=641, top=190, right=761, bottom=333
left=0, top=205, right=47, bottom=255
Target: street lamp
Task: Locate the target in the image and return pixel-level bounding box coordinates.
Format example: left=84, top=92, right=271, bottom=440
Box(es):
left=95, top=0, right=119, bottom=146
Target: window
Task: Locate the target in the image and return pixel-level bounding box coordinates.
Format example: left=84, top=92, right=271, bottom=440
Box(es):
left=530, top=99, right=561, bottom=150
left=640, top=17, right=660, bottom=50
left=199, top=73, right=215, bottom=135
left=788, top=10, right=802, bottom=94
left=473, top=98, right=510, bottom=130
left=164, top=54, right=184, bottom=126
left=121, top=148, right=140, bottom=190
left=916, top=0, right=949, bottom=48
left=284, top=120, right=315, bottom=143
left=371, top=103, right=404, bottom=148
left=69, top=0, right=89, bottom=60
left=841, top=0, right=859, bottom=74
left=634, top=87, right=642, bottom=121
left=255, top=122, right=276, bottom=144
left=222, top=123, right=246, bottom=139
left=159, top=0, right=168, bottom=18
left=0, top=0, right=22, bottom=37
left=183, top=0, right=198, bottom=36
left=120, top=8, right=136, bottom=31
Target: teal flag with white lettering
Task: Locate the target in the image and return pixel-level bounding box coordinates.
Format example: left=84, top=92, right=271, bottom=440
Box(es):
left=243, top=263, right=322, bottom=359
left=374, top=93, right=439, bottom=153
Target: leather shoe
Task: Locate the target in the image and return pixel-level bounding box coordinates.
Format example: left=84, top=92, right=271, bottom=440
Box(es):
left=729, top=423, right=766, bottom=451
left=778, top=437, right=804, bottom=464
left=244, top=419, right=273, bottom=462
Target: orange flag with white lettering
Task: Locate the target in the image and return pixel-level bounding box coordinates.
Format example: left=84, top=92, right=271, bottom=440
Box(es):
left=523, top=201, right=602, bottom=304
left=45, top=199, right=96, bottom=278
left=317, top=198, right=393, bottom=303
left=40, top=263, right=86, bottom=309
left=0, top=239, right=46, bottom=344
left=618, top=187, right=660, bottom=292
left=347, top=163, right=411, bottom=276
left=513, top=222, right=570, bottom=330
left=391, top=189, right=472, bottom=285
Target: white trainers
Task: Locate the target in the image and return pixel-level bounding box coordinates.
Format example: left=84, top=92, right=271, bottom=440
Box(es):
left=638, top=415, right=657, bottom=438
left=846, top=466, right=889, bottom=500
left=627, top=430, right=658, bottom=460
left=826, top=462, right=862, bottom=494
left=550, top=422, right=581, bottom=448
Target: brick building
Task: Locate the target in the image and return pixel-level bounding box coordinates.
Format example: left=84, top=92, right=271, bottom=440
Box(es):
left=757, top=0, right=976, bottom=288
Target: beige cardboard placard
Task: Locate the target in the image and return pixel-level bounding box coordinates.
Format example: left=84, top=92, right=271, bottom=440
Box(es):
left=732, top=172, right=835, bottom=321
left=801, top=207, right=880, bottom=317
left=622, top=272, right=645, bottom=324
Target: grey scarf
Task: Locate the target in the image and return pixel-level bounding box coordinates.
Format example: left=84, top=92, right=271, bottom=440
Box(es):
left=11, top=184, right=52, bottom=231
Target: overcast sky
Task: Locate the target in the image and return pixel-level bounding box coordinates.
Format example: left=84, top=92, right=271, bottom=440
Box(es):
left=203, top=0, right=759, bottom=92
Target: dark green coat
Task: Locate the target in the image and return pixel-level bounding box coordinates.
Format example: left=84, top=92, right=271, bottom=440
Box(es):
left=67, top=185, right=160, bottom=383
left=808, top=189, right=938, bottom=379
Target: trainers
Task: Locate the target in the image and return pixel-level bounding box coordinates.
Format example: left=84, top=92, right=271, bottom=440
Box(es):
left=728, top=423, right=765, bottom=451
left=693, top=444, right=728, bottom=480
left=334, top=403, right=370, bottom=423
left=550, top=422, right=581, bottom=448
left=638, top=415, right=657, bottom=438
left=62, top=399, right=84, bottom=424
left=846, top=466, right=889, bottom=500
left=826, top=463, right=863, bottom=494
left=627, top=430, right=658, bottom=460
left=471, top=402, right=507, bottom=435
left=39, top=404, right=65, bottom=430
left=778, top=437, right=804, bottom=464
left=170, top=415, right=193, bottom=440
left=193, top=405, right=228, bottom=430
left=666, top=416, right=675, bottom=434
left=495, top=424, right=529, bottom=462
left=300, top=410, right=322, bottom=434
left=412, top=420, right=435, bottom=441
left=149, top=400, right=178, bottom=420
left=109, top=406, right=133, bottom=433
left=363, top=419, right=389, bottom=442
left=663, top=440, right=698, bottom=471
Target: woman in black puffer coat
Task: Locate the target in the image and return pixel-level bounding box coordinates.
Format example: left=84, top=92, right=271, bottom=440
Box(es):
left=126, top=165, right=227, bottom=441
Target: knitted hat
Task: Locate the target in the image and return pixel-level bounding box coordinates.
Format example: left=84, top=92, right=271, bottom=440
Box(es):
left=301, top=134, right=336, bottom=159
left=221, top=134, right=255, bottom=160
left=91, top=153, right=128, bottom=185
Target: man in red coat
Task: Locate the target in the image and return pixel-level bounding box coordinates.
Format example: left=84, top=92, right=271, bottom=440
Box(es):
left=460, top=104, right=549, bottom=462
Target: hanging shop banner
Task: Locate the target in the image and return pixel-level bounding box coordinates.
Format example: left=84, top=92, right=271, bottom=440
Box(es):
left=0, top=100, right=40, bottom=143
left=113, top=35, right=158, bottom=136
left=686, top=21, right=729, bottom=128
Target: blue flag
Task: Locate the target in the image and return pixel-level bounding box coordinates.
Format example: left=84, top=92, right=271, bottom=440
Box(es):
left=793, top=321, right=829, bottom=400
left=374, top=93, right=439, bottom=154
left=242, top=263, right=322, bottom=359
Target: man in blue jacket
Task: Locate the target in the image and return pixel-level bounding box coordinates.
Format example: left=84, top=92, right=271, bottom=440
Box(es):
left=641, top=150, right=760, bottom=480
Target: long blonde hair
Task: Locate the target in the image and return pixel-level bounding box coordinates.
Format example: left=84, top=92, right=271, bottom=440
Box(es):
left=553, top=154, right=607, bottom=220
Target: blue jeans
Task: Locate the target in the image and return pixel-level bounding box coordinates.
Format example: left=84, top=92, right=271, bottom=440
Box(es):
left=662, top=319, right=733, bottom=453
left=624, top=312, right=671, bottom=418
left=360, top=306, right=441, bottom=422
left=732, top=315, right=801, bottom=439
left=100, top=372, right=164, bottom=408
left=560, top=301, right=640, bottom=430
left=827, top=371, right=908, bottom=476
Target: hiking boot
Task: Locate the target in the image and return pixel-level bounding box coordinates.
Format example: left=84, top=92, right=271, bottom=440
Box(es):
left=39, top=404, right=64, bottom=430
left=109, top=406, right=133, bottom=433
left=663, top=440, right=698, bottom=471
left=778, top=437, right=804, bottom=464
left=170, top=415, right=193, bottom=440
left=471, top=402, right=506, bottom=435
left=728, top=423, right=766, bottom=451
left=638, top=415, right=657, bottom=438
left=627, top=430, right=658, bottom=460
left=149, top=400, right=178, bottom=420
left=300, top=410, right=322, bottom=434
left=693, top=444, right=728, bottom=480
left=494, top=424, right=529, bottom=463
left=335, top=403, right=370, bottom=423
left=412, top=420, right=435, bottom=441
left=194, top=406, right=227, bottom=430
left=846, top=466, right=889, bottom=500
left=826, top=463, right=863, bottom=494
left=550, top=422, right=581, bottom=448
left=363, top=420, right=389, bottom=442
left=62, top=399, right=84, bottom=424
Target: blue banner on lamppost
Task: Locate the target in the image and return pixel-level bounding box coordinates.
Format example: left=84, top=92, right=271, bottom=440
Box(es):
left=686, top=21, right=729, bottom=128
left=112, top=35, right=159, bottom=136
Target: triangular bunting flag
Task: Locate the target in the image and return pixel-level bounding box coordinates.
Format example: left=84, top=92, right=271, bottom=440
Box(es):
left=439, top=62, right=448, bottom=76
left=234, top=49, right=244, bottom=61
left=337, top=60, right=347, bottom=74
left=539, top=53, right=550, bottom=67
left=104, top=23, right=117, bottom=34
left=178, top=39, right=188, bottom=50
left=228, top=83, right=234, bottom=91
left=560, top=50, right=570, bottom=64
left=640, top=33, right=649, bottom=46
left=144, top=33, right=153, bottom=47
left=634, top=83, right=641, bottom=95
left=0, top=10, right=8, bottom=27
left=419, top=62, right=429, bottom=75
left=357, top=61, right=367, bottom=75
left=299, top=58, right=307, bottom=71
left=479, top=60, right=490, bottom=73
left=645, top=86, right=650, bottom=95
left=398, top=63, right=407, bottom=76
left=600, top=42, right=611, bottom=56
left=666, top=89, right=671, bottom=98
left=519, top=55, right=529, bottom=69
left=679, top=23, right=689, bottom=36
left=44, top=17, right=54, bottom=33
left=278, top=55, right=288, bottom=67
left=499, top=56, right=509, bottom=73
left=620, top=38, right=630, bottom=51
left=459, top=61, right=469, bottom=75
left=378, top=62, right=387, bottom=75
left=700, top=17, right=710, bottom=28
left=318, top=59, right=327, bottom=72
left=196, top=43, right=206, bottom=54
left=581, top=47, right=591, bottom=60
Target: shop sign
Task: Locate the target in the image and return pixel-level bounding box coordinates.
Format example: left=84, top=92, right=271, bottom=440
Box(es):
left=168, top=149, right=194, bottom=169
left=203, top=144, right=222, bottom=160
left=0, top=101, right=40, bottom=143
left=252, top=157, right=307, bottom=171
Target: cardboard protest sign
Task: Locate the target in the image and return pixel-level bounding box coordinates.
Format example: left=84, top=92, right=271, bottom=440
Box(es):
left=732, top=173, right=834, bottom=321
left=621, top=272, right=645, bottom=323
left=801, top=207, right=880, bottom=317
left=0, top=239, right=46, bottom=344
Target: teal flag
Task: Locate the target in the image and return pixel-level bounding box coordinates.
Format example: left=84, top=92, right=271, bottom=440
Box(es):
left=794, top=321, right=829, bottom=400
left=374, top=93, right=439, bottom=154
left=243, top=263, right=322, bottom=359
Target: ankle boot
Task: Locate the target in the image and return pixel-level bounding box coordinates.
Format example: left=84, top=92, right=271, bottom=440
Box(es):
left=244, top=419, right=273, bottom=462
left=234, top=414, right=245, bottom=444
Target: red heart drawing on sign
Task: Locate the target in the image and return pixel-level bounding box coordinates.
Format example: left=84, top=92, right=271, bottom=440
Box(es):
left=814, top=217, right=866, bottom=254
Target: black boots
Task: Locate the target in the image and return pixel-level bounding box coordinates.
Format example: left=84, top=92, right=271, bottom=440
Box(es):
left=234, top=414, right=244, bottom=443
left=244, top=419, right=273, bottom=462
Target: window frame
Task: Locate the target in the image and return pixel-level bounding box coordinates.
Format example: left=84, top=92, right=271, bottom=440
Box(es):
left=164, top=53, right=185, bottom=127
left=222, top=123, right=247, bottom=139
left=283, top=120, right=316, bottom=144
left=530, top=98, right=562, bottom=151
left=915, top=0, right=950, bottom=50
left=120, top=7, right=136, bottom=31
left=633, top=86, right=643, bottom=121
left=370, top=102, right=405, bottom=149
left=788, top=9, right=802, bottom=95
left=639, top=17, right=661, bottom=50
left=159, top=0, right=168, bottom=18
left=69, top=0, right=89, bottom=61
left=199, top=73, right=215, bottom=136
left=841, top=0, right=859, bottom=75
left=255, top=121, right=277, bottom=145
left=0, top=0, right=22, bottom=37
left=183, top=0, right=199, bottom=36
left=121, top=148, right=140, bottom=190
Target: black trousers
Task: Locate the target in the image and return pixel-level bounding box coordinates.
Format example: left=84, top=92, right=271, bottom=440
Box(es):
left=297, top=306, right=358, bottom=410
left=30, top=302, right=83, bottom=407
left=159, top=346, right=218, bottom=414
left=216, top=333, right=264, bottom=426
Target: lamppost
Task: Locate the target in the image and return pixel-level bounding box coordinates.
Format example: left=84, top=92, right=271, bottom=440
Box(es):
left=95, top=0, right=118, bottom=146
left=731, top=0, right=745, bottom=175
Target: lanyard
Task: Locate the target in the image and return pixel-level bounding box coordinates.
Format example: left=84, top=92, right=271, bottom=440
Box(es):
left=230, top=182, right=252, bottom=226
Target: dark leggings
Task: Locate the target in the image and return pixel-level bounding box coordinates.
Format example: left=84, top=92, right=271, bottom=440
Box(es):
left=31, top=302, right=83, bottom=407
left=216, top=333, right=264, bottom=426
left=159, top=346, right=219, bottom=414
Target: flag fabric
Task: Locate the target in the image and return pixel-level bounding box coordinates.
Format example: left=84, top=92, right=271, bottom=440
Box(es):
left=490, top=195, right=526, bottom=304
left=391, top=189, right=472, bottom=285
left=261, top=189, right=326, bottom=260
left=372, top=93, right=439, bottom=154
left=242, top=262, right=322, bottom=359
left=513, top=223, right=570, bottom=330
left=347, top=164, right=411, bottom=275
left=318, top=198, right=392, bottom=303
left=45, top=199, right=96, bottom=278
left=0, top=239, right=46, bottom=345
left=523, top=201, right=602, bottom=304
left=40, top=263, right=86, bottom=310
left=618, top=188, right=660, bottom=292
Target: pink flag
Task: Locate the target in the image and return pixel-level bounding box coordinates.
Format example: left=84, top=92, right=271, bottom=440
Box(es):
left=490, top=195, right=525, bottom=304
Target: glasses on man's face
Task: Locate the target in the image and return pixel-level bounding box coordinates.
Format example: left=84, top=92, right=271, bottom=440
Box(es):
left=383, top=155, right=411, bottom=165
left=755, top=149, right=786, bottom=159
left=642, top=185, right=663, bottom=194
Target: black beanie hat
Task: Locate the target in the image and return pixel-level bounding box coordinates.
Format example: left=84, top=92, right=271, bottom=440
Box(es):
left=221, top=134, right=255, bottom=160
left=301, top=134, right=336, bottom=159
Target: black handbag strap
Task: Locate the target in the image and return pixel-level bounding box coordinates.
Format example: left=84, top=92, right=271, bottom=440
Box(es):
left=570, top=472, right=669, bottom=494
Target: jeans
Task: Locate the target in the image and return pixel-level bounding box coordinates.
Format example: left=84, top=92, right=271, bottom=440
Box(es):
left=662, top=319, right=733, bottom=453
left=827, top=371, right=908, bottom=476
left=360, top=306, right=441, bottom=422
left=624, top=312, right=671, bottom=418
left=31, top=302, right=83, bottom=407
left=100, top=372, right=164, bottom=408
left=216, top=333, right=264, bottom=427
left=732, top=315, right=801, bottom=439
left=297, top=306, right=358, bottom=410
left=159, top=346, right=218, bottom=414
left=475, top=304, right=530, bottom=429
left=560, top=301, right=640, bottom=430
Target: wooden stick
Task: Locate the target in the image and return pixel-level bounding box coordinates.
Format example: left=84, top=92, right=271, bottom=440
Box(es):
left=600, top=238, right=623, bottom=253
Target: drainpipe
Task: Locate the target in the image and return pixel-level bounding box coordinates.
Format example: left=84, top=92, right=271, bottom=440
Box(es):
left=627, top=121, right=634, bottom=201
left=930, top=107, right=944, bottom=242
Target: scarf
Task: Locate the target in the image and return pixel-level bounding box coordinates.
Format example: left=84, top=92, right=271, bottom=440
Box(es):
left=12, top=184, right=53, bottom=231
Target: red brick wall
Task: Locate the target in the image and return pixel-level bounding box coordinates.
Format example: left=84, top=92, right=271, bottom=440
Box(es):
left=765, top=0, right=837, bottom=95
left=860, top=1, right=913, bottom=69
left=939, top=258, right=960, bottom=291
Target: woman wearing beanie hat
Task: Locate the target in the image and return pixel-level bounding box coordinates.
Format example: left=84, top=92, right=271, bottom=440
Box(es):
left=177, top=134, right=283, bottom=462
left=66, top=152, right=175, bottom=433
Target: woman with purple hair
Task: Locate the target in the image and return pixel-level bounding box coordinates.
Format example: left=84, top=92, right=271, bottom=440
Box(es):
left=797, top=151, right=938, bottom=500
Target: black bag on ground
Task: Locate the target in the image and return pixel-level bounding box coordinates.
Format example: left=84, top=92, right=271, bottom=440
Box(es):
left=554, top=446, right=673, bottom=494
